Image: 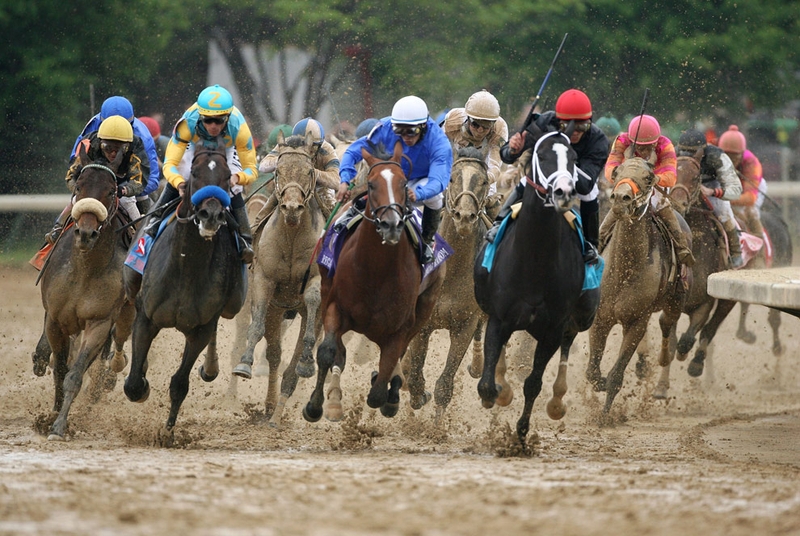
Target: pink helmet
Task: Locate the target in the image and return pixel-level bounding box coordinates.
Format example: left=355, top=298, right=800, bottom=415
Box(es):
left=719, top=125, right=747, bottom=153
left=627, top=115, right=660, bottom=145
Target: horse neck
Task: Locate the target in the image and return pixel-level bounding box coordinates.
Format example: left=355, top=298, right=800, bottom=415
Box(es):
left=70, top=217, right=121, bottom=272
left=350, top=219, right=415, bottom=273
left=608, top=209, right=656, bottom=270
left=514, top=188, right=567, bottom=252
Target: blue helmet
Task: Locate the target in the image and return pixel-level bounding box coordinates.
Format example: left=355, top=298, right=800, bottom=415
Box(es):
left=100, top=96, right=134, bottom=122
left=355, top=118, right=378, bottom=138
left=197, top=85, right=234, bottom=116
left=292, top=118, right=325, bottom=145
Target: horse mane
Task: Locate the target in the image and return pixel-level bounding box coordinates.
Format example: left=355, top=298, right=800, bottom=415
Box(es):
left=456, top=146, right=484, bottom=161
left=365, top=141, right=392, bottom=161
left=281, top=134, right=308, bottom=149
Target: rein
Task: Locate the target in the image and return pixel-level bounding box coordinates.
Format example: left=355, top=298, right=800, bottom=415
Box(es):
left=364, top=160, right=412, bottom=224
left=524, top=131, right=576, bottom=205
left=76, top=163, right=119, bottom=228
left=274, top=149, right=316, bottom=207
left=445, top=157, right=490, bottom=223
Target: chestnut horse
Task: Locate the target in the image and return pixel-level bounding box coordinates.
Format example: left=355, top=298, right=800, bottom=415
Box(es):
left=303, top=142, right=446, bottom=421
left=123, top=141, right=246, bottom=441
left=474, top=127, right=600, bottom=446
left=35, top=146, right=134, bottom=440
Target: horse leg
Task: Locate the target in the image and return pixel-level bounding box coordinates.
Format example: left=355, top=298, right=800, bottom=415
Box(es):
left=32, top=313, right=52, bottom=377
left=676, top=303, right=713, bottom=362
left=233, top=278, right=275, bottom=379
left=166, top=320, right=217, bottom=430
left=295, top=276, right=321, bottom=378
left=304, top=327, right=338, bottom=423
left=45, top=320, right=70, bottom=417
left=434, top=319, right=480, bottom=423
left=653, top=304, right=683, bottom=400
left=381, top=360, right=404, bottom=418
left=227, top=270, right=254, bottom=396
left=603, top=317, right=649, bottom=413
left=368, top=338, right=406, bottom=415
left=736, top=302, right=757, bottom=344
left=689, top=299, right=736, bottom=377
left=405, top=325, right=434, bottom=410
left=467, top=318, right=485, bottom=379
left=517, top=333, right=561, bottom=445
left=768, top=309, right=784, bottom=356
left=266, top=310, right=292, bottom=427
left=124, top=308, right=160, bottom=403
left=198, top=329, right=219, bottom=382
left=110, top=301, right=134, bottom=374
left=477, top=316, right=511, bottom=408
left=586, top=316, right=614, bottom=392
left=325, top=363, right=344, bottom=422
left=49, top=319, right=113, bottom=440
left=546, top=331, right=577, bottom=421
left=635, top=329, right=652, bottom=381
left=495, top=347, right=514, bottom=407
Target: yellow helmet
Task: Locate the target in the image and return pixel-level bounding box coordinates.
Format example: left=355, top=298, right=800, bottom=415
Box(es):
left=98, top=115, right=133, bottom=142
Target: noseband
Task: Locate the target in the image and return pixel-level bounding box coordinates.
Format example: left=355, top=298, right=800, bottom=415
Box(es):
left=364, top=159, right=412, bottom=225
left=274, top=148, right=316, bottom=207
left=76, top=163, right=119, bottom=229
left=445, top=157, right=489, bottom=222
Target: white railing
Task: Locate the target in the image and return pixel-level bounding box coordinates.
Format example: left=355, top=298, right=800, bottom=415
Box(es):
left=0, top=195, right=71, bottom=212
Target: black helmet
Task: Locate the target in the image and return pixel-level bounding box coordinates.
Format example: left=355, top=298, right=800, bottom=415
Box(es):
left=677, top=128, right=707, bottom=156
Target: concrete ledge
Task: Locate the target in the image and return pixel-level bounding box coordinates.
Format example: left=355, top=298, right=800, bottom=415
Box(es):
left=707, top=267, right=800, bottom=312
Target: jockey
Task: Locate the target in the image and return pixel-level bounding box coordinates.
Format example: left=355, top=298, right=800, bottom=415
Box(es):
left=251, top=117, right=341, bottom=228
left=719, top=125, right=766, bottom=240
left=45, top=115, right=147, bottom=244
left=70, top=96, right=160, bottom=203
left=138, top=116, right=170, bottom=165
left=355, top=118, right=379, bottom=138
left=603, top=114, right=695, bottom=267
left=493, top=89, right=609, bottom=264
left=441, top=90, right=509, bottom=186
left=595, top=115, right=622, bottom=142
left=336, top=95, right=454, bottom=264
left=143, top=84, right=257, bottom=263
left=676, top=128, right=744, bottom=267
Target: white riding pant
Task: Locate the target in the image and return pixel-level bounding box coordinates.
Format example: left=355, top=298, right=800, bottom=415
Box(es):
left=408, top=177, right=444, bottom=210
left=707, top=196, right=735, bottom=224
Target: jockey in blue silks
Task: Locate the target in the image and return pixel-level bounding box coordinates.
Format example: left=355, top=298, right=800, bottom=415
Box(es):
left=336, top=95, right=453, bottom=264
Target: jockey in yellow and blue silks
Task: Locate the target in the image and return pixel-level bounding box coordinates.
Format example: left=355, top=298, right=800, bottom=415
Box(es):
left=144, top=84, right=257, bottom=263
left=336, top=95, right=453, bottom=264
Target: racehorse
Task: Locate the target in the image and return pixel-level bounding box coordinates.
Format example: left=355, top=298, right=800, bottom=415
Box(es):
left=585, top=157, right=689, bottom=413
left=35, top=145, right=134, bottom=440
left=302, top=141, right=446, bottom=421
left=122, top=140, right=246, bottom=440
left=231, top=132, right=324, bottom=427
left=403, top=146, right=512, bottom=422
left=474, top=127, right=600, bottom=446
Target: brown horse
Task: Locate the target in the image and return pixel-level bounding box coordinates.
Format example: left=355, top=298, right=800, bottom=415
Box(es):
left=586, top=157, right=689, bottom=412
left=403, top=146, right=512, bottom=422
left=303, top=142, right=446, bottom=421
left=34, top=146, right=134, bottom=440
left=231, top=132, right=324, bottom=427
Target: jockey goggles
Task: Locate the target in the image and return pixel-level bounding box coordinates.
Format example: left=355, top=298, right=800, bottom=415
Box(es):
left=101, top=141, right=128, bottom=155
left=469, top=118, right=495, bottom=131
left=559, top=119, right=592, bottom=133
left=201, top=115, right=229, bottom=125
left=392, top=124, right=423, bottom=137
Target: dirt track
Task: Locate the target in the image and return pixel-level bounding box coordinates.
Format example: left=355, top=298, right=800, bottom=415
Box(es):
left=1, top=265, right=799, bottom=535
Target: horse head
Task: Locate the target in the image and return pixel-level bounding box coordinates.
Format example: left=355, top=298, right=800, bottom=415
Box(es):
left=673, top=149, right=705, bottom=216
left=274, top=131, right=316, bottom=227
left=446, top=146, right=490, bottom=236
left=361, top=141, right=410, bottom=245
left=71, top=143, right=121, bottom=251
left=610, top=157, right=656, bottom=219
left=185, top=138, right=231, bottom=239
left=527, top=128, right=578, bottom=212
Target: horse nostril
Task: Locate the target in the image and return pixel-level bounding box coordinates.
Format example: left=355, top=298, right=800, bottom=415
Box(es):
left=198, top=209, right=209, bottom=220
left=468, top=214, right=477, bottom=223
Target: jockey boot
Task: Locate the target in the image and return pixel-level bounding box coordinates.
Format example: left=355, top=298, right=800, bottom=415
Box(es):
left=581, top=201, right=600, bottom=265
left=420, top=206, right=443, bottom=264
left=744, top=206, right=764, bottom=238
left=485, top=182, right=523, bottom=243
left=333, top=196, right=366, bottom=233
left=231, top=194, right=254, bottom=264
left=722, top=218, right=743, bottom=268
left=45, top=204, right=72, bottom=245
left=136, top=195, right=152, bottom=216
left=143, top=183, right=180, bottom=239
left=598, top=210, right=618, bottom=252
left=657, top=205, right=695, bottom=267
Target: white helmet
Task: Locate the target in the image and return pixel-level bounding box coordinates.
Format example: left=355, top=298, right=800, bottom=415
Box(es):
left=391, top=96, right=429, bottom=125
left=465, top=90, right=500, bottom=121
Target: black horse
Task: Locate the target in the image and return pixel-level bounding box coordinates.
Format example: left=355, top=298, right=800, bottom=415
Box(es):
left=474, top=127, right=600, bottom=447
left=123, top=141, right=246, bottom=440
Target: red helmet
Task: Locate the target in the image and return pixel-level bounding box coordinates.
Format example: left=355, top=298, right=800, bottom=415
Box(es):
left=555, top=89, right=592, bottom=120
left=627, top=115, right=660, bottom=145
left=719, top=125, right=747, bottom=153
left=138, top=116, right=161, bottom=140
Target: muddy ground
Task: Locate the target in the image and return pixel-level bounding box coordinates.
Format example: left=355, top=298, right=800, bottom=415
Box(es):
left=0, top=265, right=798, bottom=535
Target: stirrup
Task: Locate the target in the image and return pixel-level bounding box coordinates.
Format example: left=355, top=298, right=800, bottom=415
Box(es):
left=485, top=222, right=501, bottom=243
left=333, top=206, right=357, bottom=233
left=45, top=227, right=61, bottom=245
left=678, top=248, right=695, bottom=267
left=421, top=242, right=435, bottom=264
left=239, top=238, right=254, bottom=264
left=583, top=243, right=599, bottom=265
left=729, top=254, right=744, bottom=269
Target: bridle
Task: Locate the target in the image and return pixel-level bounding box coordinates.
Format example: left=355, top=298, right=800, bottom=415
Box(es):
left=672, top=156, right=702, bottom=210
left=273, top=147, right=317, bottom=207
left=524, top=131, right=578, bottom=207
left=176, top=147, right=231, bottom=225
left=445, top=157, right=490, bottom=226
left=363, top=159, right=413, bottom=225
left=76, top=162, right=119, bottom=230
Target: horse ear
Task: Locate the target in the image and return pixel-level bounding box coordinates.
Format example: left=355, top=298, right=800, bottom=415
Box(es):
left=78, top=140, right=91, bottom=166
left=109, top=143, right=125, bottom=172
left=305, top=131, right=315, bottom=150
left=361, top=146, right=376, bottom=167
left=694, top=145, right=705, bottom=161
left=277, top=130, right=286, bottom=145
left=391, top=141, right=403, bottom=162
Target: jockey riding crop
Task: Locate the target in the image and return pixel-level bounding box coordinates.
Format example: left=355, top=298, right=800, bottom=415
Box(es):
left=518, top=33, right=568, bottom=135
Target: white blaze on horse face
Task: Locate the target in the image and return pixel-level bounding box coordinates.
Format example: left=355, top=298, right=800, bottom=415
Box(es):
left=553, top=143, right=569, bottom=173
left=208, top=160, right=217, bottom=171
left=380, top=168, right=397, bottom=206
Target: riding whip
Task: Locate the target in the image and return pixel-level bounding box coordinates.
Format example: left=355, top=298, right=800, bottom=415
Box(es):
left=518, top=33, right=568, bottom=134
left=298, top=180, right=357, bottom=294
left=631, top=87, right=650, bottom=146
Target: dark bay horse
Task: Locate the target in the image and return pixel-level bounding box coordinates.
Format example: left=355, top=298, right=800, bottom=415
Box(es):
left=36, top=146, right=134, bottom=440
left=232, top=132, right=324, bottom=427
left=303, top=142, right=446, bottom=421
left=586, top=157, right=689, bottom=413
left=404, top=146, right=512, bottom=422
left=123, top=141, right=246, bottom=440
left=474, top=128, right=600, bottom=446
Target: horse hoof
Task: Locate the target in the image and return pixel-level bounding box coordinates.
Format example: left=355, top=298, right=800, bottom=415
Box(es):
left=687, top=361, right=704, bottom=377
left=32, top=357, right=48, bottom=377
left=232, top=363, right=253, bottom=379
left=110, top=353, right=128, bottom=373
left=675, top=352, right=688, bottom=362
left=546, top=399, right=566, bottom=420
left=410, top=391, right=432, bottom=410
left=773, top=343, right=785, bottom=357
left=481, top=399, right=495, bottom=409
left=736, top=331, right=757, bottom=345
left=325, top=402, right=344, bottom=422
left=198, top=365, right=218, bottom=382
left=303, top=403, right=323, bottom=423
left=653, top=383, right=669, bottom=400
left=47, top=433, right=65, bottom=442
left=124, top=377, right=150, bottom=403
left=592, top=377, right=607, bottom=392
left=466, top=364, right=481, bottom=379
left=381, top=402, right=399, bottom=418
left=295, top=358, right=315, bottom=378
left=496, top=386, right=514, bottom=407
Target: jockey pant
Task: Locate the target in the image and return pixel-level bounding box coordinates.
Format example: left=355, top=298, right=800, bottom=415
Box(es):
left=408, top=177, right=444, bottom=210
